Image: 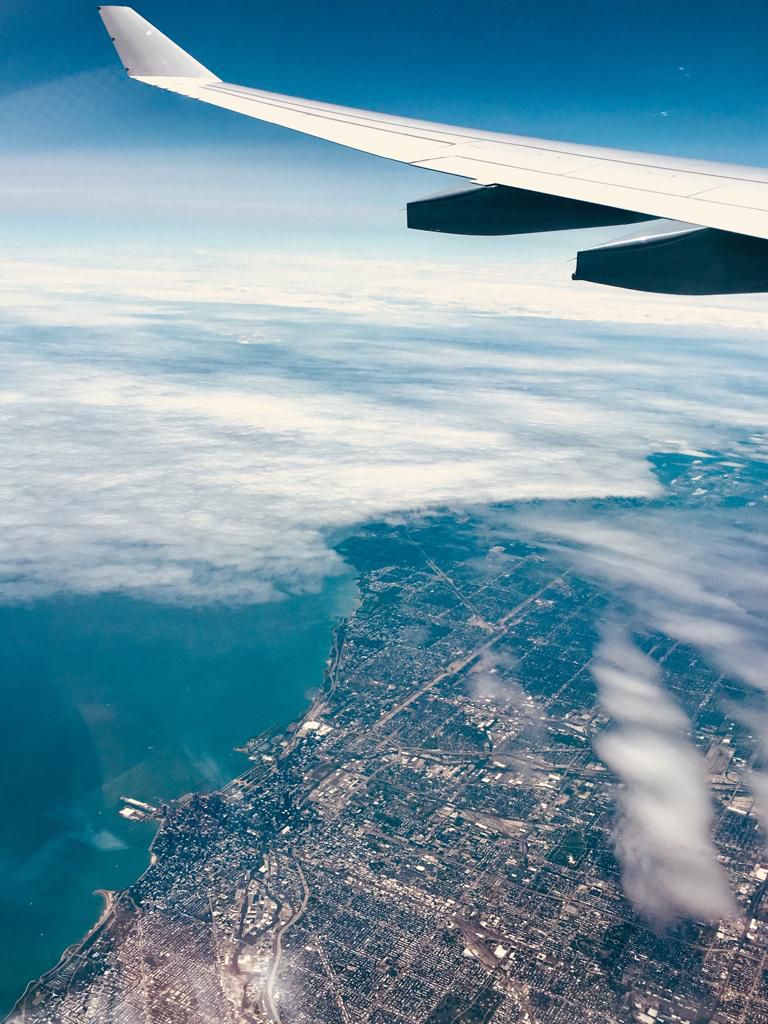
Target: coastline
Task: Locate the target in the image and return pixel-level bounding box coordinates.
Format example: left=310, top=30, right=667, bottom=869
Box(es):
left=89, top=889, right=115, bottom=936
left=5, top=591, right=357, bottom=1022
left=8, top=889, right=119, bottom=1021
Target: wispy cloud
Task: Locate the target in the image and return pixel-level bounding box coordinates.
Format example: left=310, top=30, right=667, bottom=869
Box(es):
left=521, top=509, right=768, bottom=698
left=591, top=625, right=737, bottom=925
left=519, top=502, right=768, bottom=913
left=470, top=648, right=520, bottom=703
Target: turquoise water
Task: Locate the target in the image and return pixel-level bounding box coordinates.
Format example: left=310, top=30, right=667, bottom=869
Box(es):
left=0, top=577, right=356, bottom=1014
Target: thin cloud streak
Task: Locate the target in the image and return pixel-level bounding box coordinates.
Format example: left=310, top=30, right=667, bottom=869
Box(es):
left=470, top=649, right=523, bottom=705
left=590, top=626, right=737, bottom=925
left=520, top=505, right=768, bottom=842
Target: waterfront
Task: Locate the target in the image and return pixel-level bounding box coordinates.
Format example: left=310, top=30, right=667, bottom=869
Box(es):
left=13, top=447, right=768, bottom=1024
left=0, top=575, right=356, bottom=1014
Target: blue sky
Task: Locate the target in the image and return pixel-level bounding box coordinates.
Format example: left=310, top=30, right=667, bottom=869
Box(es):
left=4, top=0, right=768, bottom=155
left=2, top=1, right=768, bottom=250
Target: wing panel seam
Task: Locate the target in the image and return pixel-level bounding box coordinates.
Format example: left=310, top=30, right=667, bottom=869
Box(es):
left=205, top=84, right=768, bottom=188
left=416, top=155, right=768, bottom=216
left=203, top=84, right=460, bottom=147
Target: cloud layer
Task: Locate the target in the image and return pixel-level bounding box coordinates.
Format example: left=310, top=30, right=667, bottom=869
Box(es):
left=0, top=248, right=767, bottom=603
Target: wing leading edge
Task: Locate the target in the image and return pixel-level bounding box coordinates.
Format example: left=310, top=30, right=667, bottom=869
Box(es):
left=98, top=6, right=768, bottom=294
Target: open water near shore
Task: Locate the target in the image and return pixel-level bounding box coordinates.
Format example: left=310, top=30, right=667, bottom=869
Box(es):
left=0, top=576, right=357, bottom=1015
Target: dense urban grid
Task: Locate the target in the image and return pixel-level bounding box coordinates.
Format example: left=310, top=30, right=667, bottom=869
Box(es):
left=10, top=446, right=768, bottom=1024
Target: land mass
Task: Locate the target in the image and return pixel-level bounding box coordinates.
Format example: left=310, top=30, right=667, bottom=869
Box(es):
left=9, top=448, right=768, bottom=1024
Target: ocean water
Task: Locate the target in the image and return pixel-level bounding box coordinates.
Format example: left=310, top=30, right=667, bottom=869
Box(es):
left=0, top=576, right=357, bottom=1014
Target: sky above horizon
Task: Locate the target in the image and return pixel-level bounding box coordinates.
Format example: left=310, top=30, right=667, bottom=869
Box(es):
left=2, top=0, right=768, bottom=251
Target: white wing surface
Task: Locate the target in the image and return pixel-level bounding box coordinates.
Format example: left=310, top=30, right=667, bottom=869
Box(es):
left=99, top=6, right=768, bottom=294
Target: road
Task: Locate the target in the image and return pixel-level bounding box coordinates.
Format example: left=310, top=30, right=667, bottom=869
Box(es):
left=264, top=860, right=310, bottom=1024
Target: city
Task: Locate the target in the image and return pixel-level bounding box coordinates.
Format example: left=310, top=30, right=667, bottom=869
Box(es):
left=11, top=446, right=768, bottom=1024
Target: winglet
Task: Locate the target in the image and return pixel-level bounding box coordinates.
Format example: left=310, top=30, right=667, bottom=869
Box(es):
left=98, top=6, right=220, bottom=80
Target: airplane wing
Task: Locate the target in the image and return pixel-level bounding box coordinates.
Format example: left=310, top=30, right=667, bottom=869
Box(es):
left=98, top=6, right=768, bottom=295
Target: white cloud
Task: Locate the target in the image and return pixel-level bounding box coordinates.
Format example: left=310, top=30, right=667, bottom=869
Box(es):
left=592, top=636, right=687, bottom=733
left=470, top=649, right=520, bottom=702
left=0, top=246, right=766, bottom=604
left=2, top=244, right=768, bottom=330
left=589, top=626, right=737, bottom=925
left=597, top=726, right=738, bottom=925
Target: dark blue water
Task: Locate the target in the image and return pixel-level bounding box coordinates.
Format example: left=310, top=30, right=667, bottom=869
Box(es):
left=0, top=577, right=356, bottom=1013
